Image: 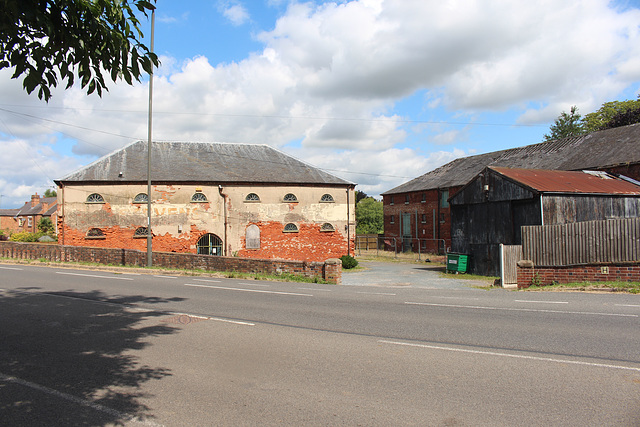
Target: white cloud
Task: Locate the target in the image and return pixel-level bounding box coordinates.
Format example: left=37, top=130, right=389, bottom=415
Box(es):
left=219, top=1, right=250, bottom=26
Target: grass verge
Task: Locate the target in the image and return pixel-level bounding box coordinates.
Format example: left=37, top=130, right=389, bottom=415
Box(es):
left=525, top=281, right=640, bottom=294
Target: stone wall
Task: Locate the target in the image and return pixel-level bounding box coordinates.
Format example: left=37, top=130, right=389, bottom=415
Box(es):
left=0, top=241, right=342, bottom=284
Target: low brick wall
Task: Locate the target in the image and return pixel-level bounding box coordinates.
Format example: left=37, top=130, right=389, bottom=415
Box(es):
left=0, top=241, right=342, bottom=284
left=517, top=263, right=640, bottom=289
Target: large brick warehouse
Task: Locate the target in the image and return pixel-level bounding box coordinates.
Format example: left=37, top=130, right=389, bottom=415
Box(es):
left=55, top=141, right=356, bottom=262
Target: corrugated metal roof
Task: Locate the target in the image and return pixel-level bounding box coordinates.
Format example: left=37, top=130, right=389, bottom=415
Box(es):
left=56, top=141, right=353, bottom=186
left=383, top=123, right=640, bottom=195
left=491, top=167, right=640, bottom=195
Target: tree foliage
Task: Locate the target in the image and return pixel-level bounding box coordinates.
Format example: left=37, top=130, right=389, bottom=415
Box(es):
left=37, top=217, right=55, bottom=234
left=582, top=97, right=640, bottom=132
left=355, top=197, right=383, bottom=235
left=44, top=189, right=57, bottom=197
left=0, top=0, right=159, bottom=101
left=543, top=106, right=585, bottom=141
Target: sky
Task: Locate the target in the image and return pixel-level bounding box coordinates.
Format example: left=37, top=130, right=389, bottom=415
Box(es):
left=1, top=0, right=640, bottom=208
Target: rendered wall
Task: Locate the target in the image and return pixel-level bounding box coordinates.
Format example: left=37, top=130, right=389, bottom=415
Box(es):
left=58, top=183, right=355, bottom=262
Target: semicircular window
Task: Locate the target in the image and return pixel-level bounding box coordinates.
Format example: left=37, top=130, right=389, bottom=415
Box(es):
left=283, top=223, right=299, bottom=233
left=133, top=193, right=148, bottom=203
left=320, top=194, right=334, bottom=202
left=245, top=193, right=260, bottom=202
left=133, top=227, right=150, bottom=238
left=86, top=228, right=105, bottom=239
left=283, top=193, right=298, bottom=202
left=197, top=233, right=223, bottom=255
left=86, top=193, right=105, bottom=203
left=191, top=192, right=208, bottom=202
left=320, top=223, right=335, bottom=232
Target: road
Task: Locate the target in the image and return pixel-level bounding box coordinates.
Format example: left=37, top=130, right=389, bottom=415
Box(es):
left=0, top=262, right=639, bottom=426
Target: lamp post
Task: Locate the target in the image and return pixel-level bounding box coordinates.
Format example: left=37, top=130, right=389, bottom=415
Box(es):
left=146, top=9, right=155, bottom=267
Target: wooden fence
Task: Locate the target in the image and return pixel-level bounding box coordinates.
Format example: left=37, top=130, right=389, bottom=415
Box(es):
left=521, top=218, right=640, bottom=266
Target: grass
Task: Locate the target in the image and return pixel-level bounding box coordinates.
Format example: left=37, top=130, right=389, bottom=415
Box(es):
left=525, top=280, right=640, bottom=294
left=0, top=257, right=330, bottom=284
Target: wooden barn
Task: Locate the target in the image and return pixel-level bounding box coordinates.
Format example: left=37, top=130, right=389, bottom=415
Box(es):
left=449, top=167, right=640, bottom=276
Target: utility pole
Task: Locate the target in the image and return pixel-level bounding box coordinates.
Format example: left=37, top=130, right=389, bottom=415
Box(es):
left=146, top=9, right=155, bottom=267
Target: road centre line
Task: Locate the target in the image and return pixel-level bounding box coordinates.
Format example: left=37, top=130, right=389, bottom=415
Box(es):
left=0, top=372, right=163, bottom=426
left=56, top=272, right=134, bottom=281
left=153, top=275, right=177, bottom=279
left=615, top=304, right=640, bottom=308
left=184, top=283, right=313, bottom=297
left=298, top=287, right=332, bottom=292
left=405, top=301, right=638, bottom=317
left=379, top=340, right=640, bottom=372
left=430, top=296, right=480, bottom=301
left=356, top=291, right=397, bottom=296
left=0, top=266, right=23, bottom=270
left=192, top=278, right=222, bottom=283
left=238, top=282, right=271, bottom=287
left=169, top=312, right=255, bottom=326
left=514, top=300, right=568, bottom=304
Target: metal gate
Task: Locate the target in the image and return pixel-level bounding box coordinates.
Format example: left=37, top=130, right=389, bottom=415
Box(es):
left=500, top=244, right=522, bottom=288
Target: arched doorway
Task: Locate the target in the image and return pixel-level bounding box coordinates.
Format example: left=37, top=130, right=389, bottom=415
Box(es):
left=197, top=233, right=223, bottom=255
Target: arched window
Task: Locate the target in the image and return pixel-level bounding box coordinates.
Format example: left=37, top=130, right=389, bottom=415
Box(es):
left=133, top=227, right=149, bottom=238
left=246, top=224, right=260, bottom=249
left=197, top=233, right=223, bottom=255
left=86, top=193, right=105, bottom=203
left=133, top=193, right=148, bottom=203
left=86, top=228, right=105, bottom=239
left=245, top=193, right=260, bottom=202
left=320, top=223, right=335, bottom=232
left=283, top=193, right=298, bottom=202
left=191, top=192, right=208, bottom=202
left=320, top=194, right=334, bottom=202
left=283, top=223, right=298, bottom=233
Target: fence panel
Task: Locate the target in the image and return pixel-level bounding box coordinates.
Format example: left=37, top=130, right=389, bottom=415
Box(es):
left=355, top=235, right=445, bottom=261
left=522, top=218, right=640, bottom=266
left=500, top=244, right=522, bottom=287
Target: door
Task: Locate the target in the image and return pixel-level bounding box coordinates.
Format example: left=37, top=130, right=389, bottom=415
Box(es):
left=402, top=213, right=412, bottom=252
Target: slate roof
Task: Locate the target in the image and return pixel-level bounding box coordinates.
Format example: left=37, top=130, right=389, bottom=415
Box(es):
left=490, top=167, right=640, bottom=195
left=383, top=123, right=640, bottom=195
left=56, top=141, right=353, bottom=186
left=0, top=209, right=20, bottom=217
left=15, top=197, right=57, bottom=216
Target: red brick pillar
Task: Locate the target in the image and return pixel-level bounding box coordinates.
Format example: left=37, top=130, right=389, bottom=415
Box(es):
left=324, top=258, right=342, bottom=285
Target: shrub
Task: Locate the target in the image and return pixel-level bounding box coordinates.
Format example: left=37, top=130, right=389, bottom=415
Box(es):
left=340, top=254, right=358, bottom=269
left=10, top=232, right=40, bottom=242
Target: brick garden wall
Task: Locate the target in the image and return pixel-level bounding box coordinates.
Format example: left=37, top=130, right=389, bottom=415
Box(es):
left=0, top=241, right=342, bottom=284
left=517, top=263, right=640, bottom=288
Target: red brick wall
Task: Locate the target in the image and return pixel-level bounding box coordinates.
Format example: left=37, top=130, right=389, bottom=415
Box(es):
left=517, top=264, right=640, bottom=288
left=383, top=187, right=459, bottom=252
left=0, top=241, right=342, bottom=284
left=237, top=221, right=351, bottom=262
left=596, top=163, right=640, bottom=181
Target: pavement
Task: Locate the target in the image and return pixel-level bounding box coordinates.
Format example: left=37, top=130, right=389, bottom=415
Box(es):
left=342, top=260, right=493, bottom=289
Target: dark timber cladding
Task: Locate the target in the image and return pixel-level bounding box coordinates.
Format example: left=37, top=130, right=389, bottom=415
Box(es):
left=449, top=167, right=640, bottom=276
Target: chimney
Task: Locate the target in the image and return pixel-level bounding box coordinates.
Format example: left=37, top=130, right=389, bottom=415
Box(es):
left=31, top=193, right=40, bottom=207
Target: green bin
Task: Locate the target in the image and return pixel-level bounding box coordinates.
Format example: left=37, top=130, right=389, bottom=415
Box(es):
left=446, top=253, right=468, bottom=273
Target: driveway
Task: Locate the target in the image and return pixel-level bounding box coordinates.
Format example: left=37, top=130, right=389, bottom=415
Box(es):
left=342, top=261, right=490, bottom=289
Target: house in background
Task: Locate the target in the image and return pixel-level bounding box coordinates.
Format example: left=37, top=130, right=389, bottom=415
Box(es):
left=0, top=193, right=57, bottom=235
left=55, top=141, right=356, bottom=263
left=449, top=167, right=640, bottom=275
left=381, top=123, right=640, bottom=253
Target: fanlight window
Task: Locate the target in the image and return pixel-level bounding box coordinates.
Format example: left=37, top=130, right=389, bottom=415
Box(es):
left=320, top=223, right=335, bottom=232
left=133, top=227, right=150, bottom=238
left=283, top=193, right=298, bottom=202
left=283, top=223, right=299, bottom=232
left=86, top=228, right=105, bottom=239
left=133, top=193, right=148, bottom=203
left=191, top=192, right=208, bottom=202
left=197, top=233, right=223, bottom=255
left=245, top=193, right=260, bottom=202
left=320, top=194, right=334, bottom=202
left=86, top=193, right=105, bottom=203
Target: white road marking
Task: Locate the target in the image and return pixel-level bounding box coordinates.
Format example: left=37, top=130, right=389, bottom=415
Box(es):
left=169, top=312, right=255, bottom=326
left=356, top=291, right=397, bottom=296
left=238, top=282, right=271, bottom=287
left=514, top=300, right=568, bottom=304
left=0, top=372, right=164, bottom=426
left=615, top=304, right=640, bottom=308
left=56, top=272, right=134, bottom=281
left=0, top=266, right=22, bottom=270
left=298, top=287, right=332, bottom=292
left=405, top=301, right=638, bottom=317
left=192, top=278, right=222, bottom=283
left=430, top=296, right=480, bottom=301
left=184, top=283, right=313, bottom=297
left=379, top=340, right=640, bottom=373
left=153, top=275, right=177, bottom=279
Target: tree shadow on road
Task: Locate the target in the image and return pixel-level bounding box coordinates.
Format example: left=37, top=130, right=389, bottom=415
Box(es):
left=0, top=289, right=184, bottom=426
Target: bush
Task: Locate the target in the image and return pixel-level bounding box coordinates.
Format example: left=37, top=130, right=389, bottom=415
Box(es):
left=10, top=231, right=40, bottom=242
left=340, top=255, right=358, bottom=269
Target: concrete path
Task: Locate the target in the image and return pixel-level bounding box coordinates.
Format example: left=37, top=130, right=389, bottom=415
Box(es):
left=342, top=261, right=490, bottom=289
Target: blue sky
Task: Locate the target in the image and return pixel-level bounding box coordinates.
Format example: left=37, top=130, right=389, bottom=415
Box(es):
left=1, top=0, right=640, bottom=208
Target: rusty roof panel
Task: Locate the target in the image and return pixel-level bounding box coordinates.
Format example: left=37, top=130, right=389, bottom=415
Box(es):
left=490, top=167, right=640, bottom=195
